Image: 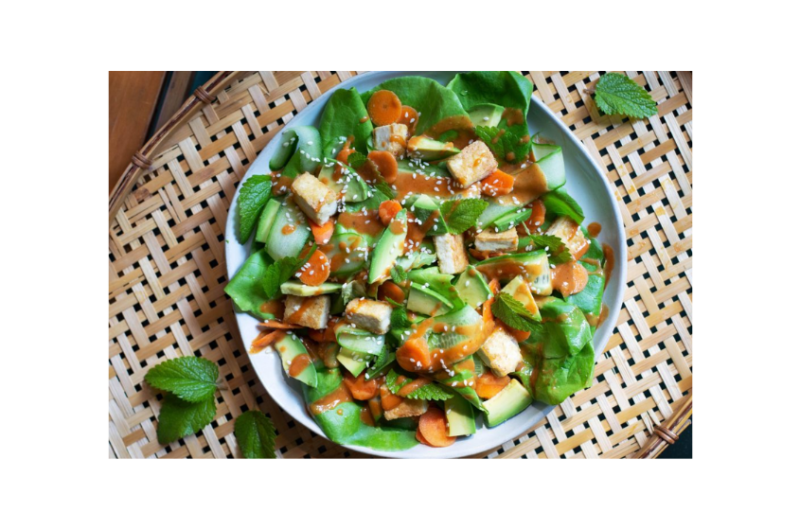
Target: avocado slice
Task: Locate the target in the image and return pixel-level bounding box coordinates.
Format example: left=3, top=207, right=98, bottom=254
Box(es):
left=483, top=379, right=532, bottom=427
left=274, top=333, right=318, bottom=387
left=445, top=394, right=476, bottom=437
left=280, top=281, right=342, bottom=297
left=337, top=348, right=368, bottom=377
left=409, top=195, right=448, bottom=236
left=319, top=160, right=371, bottom=203
left=368, top=209, right=408, bottom=284
left=468, top=104, right=504, bottom=128
left=475, top=250, right=552, bottom=295
left=407, top=136, right=461, bottom=161
left=454, top=266, right=492, bottom=309
left=500, top=276, right=541, bottom=321
left=255, top=198, right=282, bottom=244
left=407, top=282, right=454, bottom=316
left=408, top=267, right=456, bottom=300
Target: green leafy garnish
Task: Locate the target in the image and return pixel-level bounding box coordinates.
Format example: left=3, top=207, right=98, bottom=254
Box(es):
left=542, top=189, right=585, bottom=225
left=365, top=350, right=396, bottom=380
left=530, top=234, right=572, bottom=265
left=156, top=393, right=216, bottom=445
left=475, top=126, right=529, bottom=163
left=390, top=307, right=412, bottom=329
left=261, top=256, right=304, bottom=299
left=593, top=73, right=657, bottom=119
left=386, top=369, right=455, bottom=400
left=441, top=198, right=488, bottom=234
left=144, top=357, right=220, bottom=403
left=347, top=151, right=368, bottom=168
left=390, top=265, right=407, bottom=284
left=491, top=292, right=541, bottom=332
left=234, top=410, right=277, bottom=459
left=348, top=152, right=396, bottom=199
left=236, top=175, right=272, bottom=243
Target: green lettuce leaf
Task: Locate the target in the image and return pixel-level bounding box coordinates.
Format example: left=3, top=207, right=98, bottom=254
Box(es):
left=224, top=249, right=276, bottom=320
left=447, top=71, right=533, bottom=115
left=319, top=87, right=373, bottom=157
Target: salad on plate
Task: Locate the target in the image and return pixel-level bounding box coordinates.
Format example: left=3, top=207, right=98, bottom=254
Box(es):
left=225, top=71, right=613, bottom=451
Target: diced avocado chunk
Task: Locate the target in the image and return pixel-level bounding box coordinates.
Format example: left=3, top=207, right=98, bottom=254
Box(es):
left=407, top=136, right=461, bottom=161
left=468, top=103, right=504, bottom=128
left=454, top=266, right=492, bottom=309
left=500, top=276, right=541, bottom=321
left=255, top=198, right=282, bottom=244
left=483, top=379, right=532, bottom=427
left=273, top=333, right=317, bottom=387
left=337, top=348, right=367, bottom=377
left=445, top=394, right=476, bottom=437
left=407, top=282, right=454, bottom=316
left=368, top=209, right=408, bottom=284
left=266, top=202, right=310, bottom=261
left=280, top=281, right=342, bottom=297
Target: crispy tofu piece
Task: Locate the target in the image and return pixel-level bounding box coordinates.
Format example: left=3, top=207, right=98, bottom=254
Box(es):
left=373, top=124, right=408, bottom=157
left=446, top=141, right=498, bottom=188
left=433, top=233, right=468, bottom=274
left=291, top=172, right=338, bottom=225
left=479, top=327, right=522, bottom=376
left=283, top=295, right=330, bottom=329
left=384, top=398, right=429, bottom=421
left=345, top=298, right=392, bottom=335
left=545, top=216, right=589, bottom=259
left=475, top=227, right=519, bottom=252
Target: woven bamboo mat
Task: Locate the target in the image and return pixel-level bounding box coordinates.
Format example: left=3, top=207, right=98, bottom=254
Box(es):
left=108, top=71, right=693, bottom=459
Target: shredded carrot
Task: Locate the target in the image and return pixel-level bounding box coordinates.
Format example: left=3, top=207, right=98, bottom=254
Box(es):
left=367, top=90, right=402, bottom=126
left=298, top=249, right=331, bottom=286
left=310, top=219, right=334, bottom=245
left=481, top=170, right=514, bottom=197
left=378, top=200, right=403, bottom=225
left=258, top=320, right=301, bottom=330
left=368, top=150, right=399, bottom=183
left=249, top=330, right=286, bottom=353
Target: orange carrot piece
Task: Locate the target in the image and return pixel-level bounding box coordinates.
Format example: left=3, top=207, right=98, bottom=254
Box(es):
left=475, top=372, right=511, bottom=399
left=378, top=281, right=406, bottom=305
left=380, top=385, right=404, bottom=411
left=343, top=371, right=379, bottom=401
left=257, top=320, right=301, bottom=330
left=368, top=151, right=399, bottom=183
left=378, top=200, right=403, bottom=226
left=418, top=407, right=456, bottom=447
left=298, top=249, right=331, bottom=287
left=416, top=426, right=432, bottom=446
left=397, top=337, right=432, bottom=372
left=397, top=105, right=418, bottom=131
left=367, top=90, right=402, bottom=126
left=481, top=170, right=514, bottom=197
left=249, top=330, right=286, bottom=353
left=308, top=317, right=338, bottom=343
left=310, top=219, right=334, bottom=245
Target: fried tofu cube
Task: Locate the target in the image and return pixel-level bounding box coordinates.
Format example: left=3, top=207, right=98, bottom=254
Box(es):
left=283, top=295, right=330, bottom=329
left=384, top=398, right=429, bottom=421
left=373, top=124, right=408, bottom=157
left=345, top=298, right=392, bottom=335
left=545, top=216, right=589, bottom=259
left=433, top=233, right=468, bottom=274
left=446, top=140, right=498, bottom=188
left=291, top=172, right=338, bottom=225
left=479, top=327, right=522, bottom=376
left=475, top=227, right=519, bottom=252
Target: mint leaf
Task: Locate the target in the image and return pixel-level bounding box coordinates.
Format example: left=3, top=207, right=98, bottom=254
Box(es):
left=385, top=369, right=404, bottom=393
left=531, top=234, right=572, bottom=265
left=475, top=125, right=530, bottom=163
left=542, top=189, right=584, bottom=225
left=234, top=410, right=277, bottom=459
left=156, top=393, right=216, bottom=445
left=145, top=357, right=220, bottom=403
left=405, top=383, right=454, bottom=401
left=347, top=151, right=368, bottom=168
left=491, top=292, right=541, bottom=332
left=236, top=175, right=272, bottom=243
left=348, top=152, right=396, bottom=199
left=365, top=350, right=395, bottom=380
left=441, top=198, right=488, bottom=234
left=390, top=265, right=407, bottom=284
left=594, top=73, right=657, bottom=119
left=390, top=307, right=412, bottom=329
left=261, top=256, right=304, bottom=299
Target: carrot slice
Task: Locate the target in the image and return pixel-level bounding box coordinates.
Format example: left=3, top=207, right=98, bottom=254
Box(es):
left=298, top=249, right=331, bottom=286
left=368, top=151, right=399, bottom=183
left=522, top=199, right=546, bottom=233
left=257, top=320, right=301, bottom=330
left=481, top=170, right=514, bottom=197
left=418, top=407, right=456, bottom=447
left=397, top=105, right=418, bottom=131
left=343, top=371, right=379, bottom=401
left=310, top=219, right=334, bottom=245
left=397, top=337, right=432, bottom=372
left=249, top=330, right=286, bottom=353
left=380, top=385, right=404, bottom=411
left=475, top=372, right=511, bottom=399
left=378, top=281, right=406, bottom=305
left=507, top=327, right=531, bottom=342
left=416, top=425, right=432, bottom=446
left=378, top=200, right=403, bottom=226
left=367, top=90, right=402, bottom=126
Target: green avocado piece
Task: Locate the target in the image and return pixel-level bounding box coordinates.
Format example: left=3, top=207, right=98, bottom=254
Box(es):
left=255, top=198, right=282, bottom=244
left=273, top=333, right=317, bottom=388
left=319, top=160, right=371, bottom=203
left=407, top=282, right=454, bottom=316
left=483, top=379, right=532, bottom=427
left=407, top=136, right=461, bottom=161
left=409, top=195, right=448, bottom=236
left=280, top=281, right=342, bottom=297
left=337, top=348, right=368, bottom=377
left=445, top=394, right=476, bottom=436
left=368, top=209, right=408, bottom=284
left=407, top=266, right=456, bottom=299
left=468, top=103, right=504, bottom=128
left=501, top=276, right=541, bottom=321
left=454, top=266, right=492, bottom=309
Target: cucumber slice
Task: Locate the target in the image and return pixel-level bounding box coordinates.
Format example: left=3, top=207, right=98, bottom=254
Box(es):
left=282, top=126, right=322, bottom=177
left=336, top=327, right=385, bottom=355
left=266, top=202, right=311, bottom=261
left=531, top=133, right=560, bottom=162
left=536, top=148, right=565, bottom=191
left=270, top=129, right=298, bottom=171
left=255, top=198, right=281, bottom=244
left=489, top=208, right=532, bottom=231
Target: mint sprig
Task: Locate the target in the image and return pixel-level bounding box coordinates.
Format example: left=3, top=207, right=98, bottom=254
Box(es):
left=390, top=265, right=407, bottom=284
left=261, top=256, right=304, bottom=299
left=531, top=234, right=572, bottom=265
left=144, top=357, right=220, bottom=403
left=475, top=126, right=529, bottom=163
left=236, top=175, right=271, bottom=243
left=348, top=152, right=396, bottom=199
left=593, top=73, right=657, bottom=119
left=156, top=393, right=217, bottom=445
left=491, top=292, right=541, bottom=332
left=234, top=410, right=277, bottom=459
left=441, top=198, right=488, bottom=234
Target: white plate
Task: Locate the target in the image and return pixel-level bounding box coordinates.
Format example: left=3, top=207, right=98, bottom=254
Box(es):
left=224, top=71, right=626, bottom=458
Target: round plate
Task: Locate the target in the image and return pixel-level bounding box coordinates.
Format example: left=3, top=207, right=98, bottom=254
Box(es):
left=224, top=71, right=626, bottom=458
